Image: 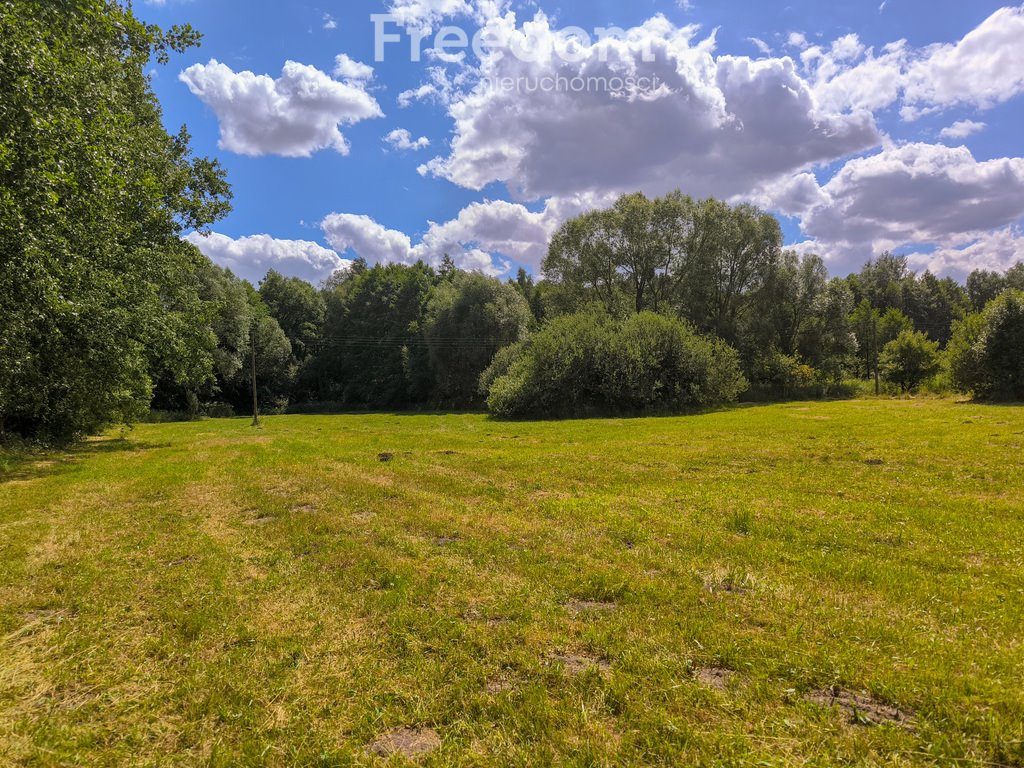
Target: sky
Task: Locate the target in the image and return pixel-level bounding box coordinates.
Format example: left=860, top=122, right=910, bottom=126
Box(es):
left=136, top=0, right=1024, bottom=285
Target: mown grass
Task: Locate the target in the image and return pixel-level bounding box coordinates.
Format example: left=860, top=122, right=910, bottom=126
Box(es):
left=1, top=400, right=1022, bottom=766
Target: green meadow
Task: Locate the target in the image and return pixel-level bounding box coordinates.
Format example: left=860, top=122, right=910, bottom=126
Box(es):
left=1, top=399, right=1022, bottom=766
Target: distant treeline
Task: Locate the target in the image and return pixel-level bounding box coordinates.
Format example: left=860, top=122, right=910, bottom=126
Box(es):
left=2, top=1, right=1023, bottom=442
left=142, top=211, right=1024, bottom=425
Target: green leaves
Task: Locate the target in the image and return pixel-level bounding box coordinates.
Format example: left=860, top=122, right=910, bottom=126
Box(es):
left=0, top=0, right=231, bottom=440
left=483, top=311, right=746, bottom=418
left=880, top=330, right=940, bottom=393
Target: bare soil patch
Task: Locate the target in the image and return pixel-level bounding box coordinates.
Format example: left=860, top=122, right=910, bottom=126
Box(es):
left=486, top=677, right=514, bottom=694
left=548, top=652, right=612, bottom=675
left=369, top=727, right=441, bottom=759
left=695, top=666, right=735, bottom=692
left=704, top=579, right=752, bottom=595
left=565, top=599, right=618, bottom=615
left=806, top=687, right=912, bottom=727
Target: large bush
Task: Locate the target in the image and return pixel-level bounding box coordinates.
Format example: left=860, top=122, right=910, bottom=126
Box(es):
left=482, top=312, right=746, bottom=417
left=881, top=330, right=940, bottom=393
left=747, top=350, right=818, bottom=400
left=949, top=290, right=1024, bottom=400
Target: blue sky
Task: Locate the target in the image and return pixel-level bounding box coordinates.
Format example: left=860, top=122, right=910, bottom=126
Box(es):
left=137, top=0, right=1024, bottom=284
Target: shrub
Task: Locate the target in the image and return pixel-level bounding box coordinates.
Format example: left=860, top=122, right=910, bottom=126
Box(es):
left=484, top=312, right=616, bottom=417
left=747, top=349, right=818, bottom=400
left=880, top=330, right=940, bottom=393
left=482, top=312, right=747, bottom=417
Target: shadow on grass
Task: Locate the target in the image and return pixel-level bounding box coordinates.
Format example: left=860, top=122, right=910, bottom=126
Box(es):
left=0, top=437, right=171, bottom=485
left=954, top=397, right=1024, bottom=407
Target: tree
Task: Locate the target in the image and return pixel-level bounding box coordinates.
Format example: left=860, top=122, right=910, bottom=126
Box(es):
left=317, top=262, right=436, bottom=406
left=544, top=208, right=629, bottom=317
left=903, top=271, right=967, bottom=345
left=802, top=279, right=857, bottom=388
left=881, top=331, right=940, bottom=393
left=748, top=250, right=828, bottom=358
left=0, top=0, right=230, bottom=440
left=949, top=290, right=1024, bottom=400
left=542, top=192, right=783, bottom=347
left=849, top=252, right=911, bottom=312
left=676, top=198, right=782, bottom=344
left=977, top=290, right=1024, bottom=399
left=947, top=312, right=988, bottom=397
left=966, top=270, right=1007, bottom=313
left=511, top=268, right=545, bottom=323
left=850, top=301, right=913, bottom=387
left=259, top=270, right=326, bottom=361
left=422, top=272, right=531, bottom=407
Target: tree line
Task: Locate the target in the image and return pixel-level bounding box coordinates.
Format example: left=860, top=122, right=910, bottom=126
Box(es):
left=2, top=1, right=1022, bottom=442
left=153, top=212, right=1024, bottom=422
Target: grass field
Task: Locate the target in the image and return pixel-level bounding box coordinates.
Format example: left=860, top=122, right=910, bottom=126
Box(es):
left=1, top=400, right=1023, bottom=766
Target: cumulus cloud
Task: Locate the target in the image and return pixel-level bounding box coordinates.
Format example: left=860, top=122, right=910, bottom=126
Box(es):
left=185, top=232, right=351, bottom=285
left=179, top=59, right=382, bottom=157
left=795, top=143, right=1024, bottom=273
left=388, top=0, right=473, bottom=27
left=420, top=14, right=879, bottom=201
left=904, top=227, right=1024, bottom=280
left=939, top=119, right=986, bottom=141
left=787, top=32, right=809, bottom=49
left=333, top=54, right=374, bottom=82
left=801, top=6, right=1024, bottom=121
left=805, top=143, right=1024, bottom=244
left=804, top=37, right=907, bottom=114
left=321, top=193, right=616, bottom=275
left=902, top=5, right=1024, bottom=119
left=384, top=128, right=431, bottom=151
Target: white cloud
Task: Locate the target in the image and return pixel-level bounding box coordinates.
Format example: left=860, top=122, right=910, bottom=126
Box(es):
left=788, top=32, right=809, bottom=49
left=806, top=38, right=907, bottom=114
left=939, top=119, right=986, bottom=141
left=421, top=14, right=879, bottom=201
left=321, top=193, right=617, bottom=275
left=385, top=0, right=506, bottom=29
left=320, top=214, right=415, bottom=265
left=749, top=172, right=829, bottom=218
left=179, top=59, right=382, bottom=157
left=384, top=128, right=431, bottom=151
left=904, top=227, right=1024, bottom=280
left=796, top=143, right=1024, bottom=273
left=802, top=7, right=1024, bottom=121
left=748, top=37, right=772, bottom=55
left=333, top=54, right=374, bottom=82
left=185, top=232, right=351, bottom=284
left=323, top=14, right=337, bottom=31
left=388, top=0, right=473, bottom=27
left=902, top=5, right=1024, bottom=119
left=398, top=65, right=473, bottom=108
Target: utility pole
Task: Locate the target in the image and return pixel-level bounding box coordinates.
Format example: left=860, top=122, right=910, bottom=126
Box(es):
left=250, top=324, right=260, bottom=428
